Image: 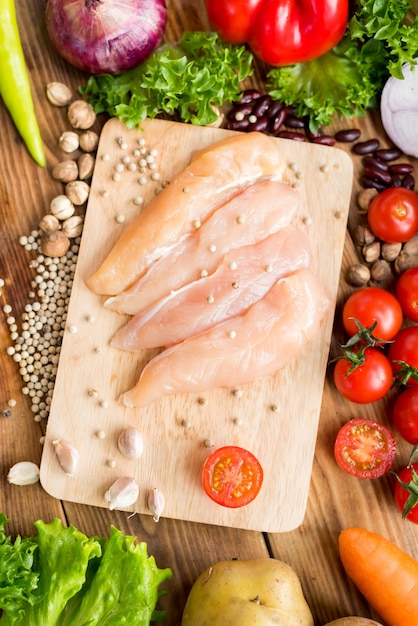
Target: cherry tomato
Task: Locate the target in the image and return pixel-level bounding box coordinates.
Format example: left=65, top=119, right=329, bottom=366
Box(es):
left=367, top=187, right=418, bottom=243
left=334, top=418, right=397, bottom=479
left=394, top=463, right=418, bottom=524
left=333, top=348, right=393, bottom=404
left=392, top=387, right=418, bottom=444
left=342, top=287, right=403, bottom=341
left=201, top=445, right=263, bottom=508
left=389, top=326, right=418, bottom=386
left=395, top=266, right=418, bottom=322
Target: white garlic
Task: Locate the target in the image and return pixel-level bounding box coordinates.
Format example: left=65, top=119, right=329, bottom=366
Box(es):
left=104, top=476, right=139, bottom=510
left=147, top=487, right=165, bottom=522
left=52, top=439, right=79, bottom=476
left=7, top=461, right=40, bottom=485
left=117, top=427, right=144, bottom=459
left=62, top=215, right=84, bottom=238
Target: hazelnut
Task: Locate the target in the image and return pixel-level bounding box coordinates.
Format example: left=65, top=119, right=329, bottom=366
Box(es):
left=62, top=215, right=84, bottom=238
left=395, top=253, right=418, bottom=274
left=65, top=181, right=90, bottom=205
left=370, top=259, right=393, bottom=288
left=362, top=241, right=380, bottom=263
left=40, top=230, right=70, bottom=257
left=79, top=130, right=99, bottom=152
left=346, top=263, right=371, bottom=287
left=39, top=214, right=60, bottom=234
left=357, top=187, right=378, bottom=212
left=78, top=153, right=95, bottom=180
left=403, top=233, right=418, bottom=257
left=46, top=82, right=73, bottom=107
left=68, top=100, right=96, bottom=130
left=354, top=223, right=375, bottom=246
left=59, top=131, right=80, bottom=153
left=381, top=242, right=402, bottom=262
left=50, top=195, right=75, bottom=220
left=51, top=159, right=78, bottom=183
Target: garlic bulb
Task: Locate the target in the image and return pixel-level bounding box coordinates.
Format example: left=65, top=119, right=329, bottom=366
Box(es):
left=147, top=487, right=165, bottom=522
left=7, top=461, right=40, bottom=485
left=117, top=427, right=144, bottom=459
left=104, top=476, right=139, bottom=510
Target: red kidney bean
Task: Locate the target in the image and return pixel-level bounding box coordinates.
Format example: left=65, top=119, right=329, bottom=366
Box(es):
left=335, top=128, right=361, bottom=143
left=277, top=130, right=306, bottom=141
left=234, top=89, right=263, bottom=105
left=270, top=109, right=288, bottom=135
left=285, top=114, right=305, bottom=129
left=361, top=175, right=387, bottom=191
left=266, top=100, right=285, bottom=119
left=312, top=135, right=337, bottom=146
left=252, top=95, right=273, bottom=118
left=374, top=147, right=403, bottom=161
left=227, top=102, right=253, bottom=121
left=364, top=166, right=393, bottom=185
left=226, top=118, right=251, bottom=132
left=402, top=174, right=415, bottom=190
left=391, top=174, right=403, bottom=187
left=247, top=115, right=270, bottom=133
left=353, top=138, right=380, bottom=155
left=363, top=156, right=389, bottom=172
left=389, top=162, right=415, bottom=175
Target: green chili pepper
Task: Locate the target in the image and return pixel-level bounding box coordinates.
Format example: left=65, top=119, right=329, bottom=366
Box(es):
left=0, top=0, right=45, bottom=167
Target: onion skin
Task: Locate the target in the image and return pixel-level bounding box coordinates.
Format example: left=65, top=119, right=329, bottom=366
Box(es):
left=45, top=0, right=167, bottom=75
left=380, top=62, right=418, bottom=159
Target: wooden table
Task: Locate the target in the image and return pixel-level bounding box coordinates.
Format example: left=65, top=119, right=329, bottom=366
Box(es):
left=0, top=2, right=417, bottom=624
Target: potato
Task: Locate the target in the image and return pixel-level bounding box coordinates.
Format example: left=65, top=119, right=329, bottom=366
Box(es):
left=325, top=617, right=383, bottom=626
left=181, top=557, right=313, bottom=626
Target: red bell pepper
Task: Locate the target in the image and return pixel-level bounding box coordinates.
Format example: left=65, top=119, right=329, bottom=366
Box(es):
left=205, top=0, right=349, bottom=66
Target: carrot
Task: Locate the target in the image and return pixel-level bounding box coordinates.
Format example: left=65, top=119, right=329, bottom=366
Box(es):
left=338, top=527, right=418, bottom=626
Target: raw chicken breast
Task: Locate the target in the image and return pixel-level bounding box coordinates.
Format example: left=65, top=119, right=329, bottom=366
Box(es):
left=104, top=178, right=301, bottom=315
left=120, top=268, right=331, bottom=408
left=111, top=225, right=312, bottom=350
left=86, top=132, right=285, bottom=296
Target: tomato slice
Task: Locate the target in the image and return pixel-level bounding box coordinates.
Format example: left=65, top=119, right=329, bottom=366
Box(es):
left=201, top=445, right=263, bottom=508
left=334, top=418, right=397, bottom=479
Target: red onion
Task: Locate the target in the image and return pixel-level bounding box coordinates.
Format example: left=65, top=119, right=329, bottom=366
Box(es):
left=380, top=62, right=418, bottom=159
left=45, top=0, right=167, bottom=75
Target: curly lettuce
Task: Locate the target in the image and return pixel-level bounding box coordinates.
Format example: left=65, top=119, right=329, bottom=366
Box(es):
left=81, top=31, right=253, bottom=127
left=0, top=515, right=172, bottom=626
left=267, top=0, right=418, bottom=130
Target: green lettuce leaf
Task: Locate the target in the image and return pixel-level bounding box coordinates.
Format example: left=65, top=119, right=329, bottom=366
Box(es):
left=0, top=514, right=39, bottom=626
left=81, top=31, right=253, bottom=127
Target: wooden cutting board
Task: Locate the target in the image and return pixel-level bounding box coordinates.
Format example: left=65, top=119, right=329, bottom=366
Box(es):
left=40, top=118, right=352, bottom=532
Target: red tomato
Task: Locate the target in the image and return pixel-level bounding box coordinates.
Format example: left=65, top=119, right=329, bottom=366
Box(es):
left=205, top=0, right=348, bottom=66
left=394, top=463, right=418, bottom=524
left=395, top=266, right=418, bottom=322
left=201, top=445, right=263, bottom=508
left=367, top=187, right=418, bottom=243
left=392, top=387, right=418, bottom=444
left=342, top=287, right=403, bottom=342
left=334, top=418, right=397, bottom=479
left=389, top=326, right=418, bottom=386
left=333, top=348, right=393, bottom=404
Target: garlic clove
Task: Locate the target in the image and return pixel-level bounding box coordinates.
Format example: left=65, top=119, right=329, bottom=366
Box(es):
left=58, top=130, right=80, bottom=153
left=52, top=439, right=79, bottom=476
left=147, top=487, right=165, bottom=522
left=62, top=215, right=84, bottom=238
left=117, top=427, right=144, bottom=459
left=50, top=195, right=75, bottom=220
left=46, top=81, right=73, bottom=107
left=104, top=476, right=139, bottom=510
left=65, top=181, right=90, bottom=206
left=68, top=100, right=96, bottom=130
left=7, top=461, right=40, bottom=485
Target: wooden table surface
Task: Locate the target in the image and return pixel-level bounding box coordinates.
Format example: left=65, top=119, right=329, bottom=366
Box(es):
left=0, top=2, right=417, bottom=625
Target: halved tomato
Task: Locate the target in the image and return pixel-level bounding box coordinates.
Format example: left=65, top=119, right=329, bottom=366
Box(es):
left=201, top=445, right=263, bottom=508
left=334, top=418, right=397, bottom=479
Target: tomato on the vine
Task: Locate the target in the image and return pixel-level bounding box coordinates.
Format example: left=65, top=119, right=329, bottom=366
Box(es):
left=334, top=418, right=397, bottom=479
left=342, top=287, right=403, bottom=342
left=367, top=187, right=418, bottom=243
left=201, top=445, right=263, bottom=508
left=392, top=387, right=418, bottom=444
left=333, top=347, right=393, bottom=404
left=395, top=266, right=418, bottom=323
left=394, top=462, right=418, bottom=524
left=388, top=326, right=418, bottom=386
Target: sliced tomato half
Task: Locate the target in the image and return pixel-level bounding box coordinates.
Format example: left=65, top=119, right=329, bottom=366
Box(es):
left=334, top=418, right=397, bottom=479
left=201, top=445, right=263, bottom=508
